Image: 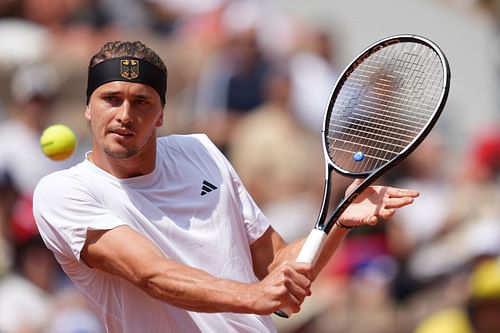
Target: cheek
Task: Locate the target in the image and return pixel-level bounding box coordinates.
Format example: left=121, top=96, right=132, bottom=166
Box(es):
left=86, top=110, right=108, bottom=137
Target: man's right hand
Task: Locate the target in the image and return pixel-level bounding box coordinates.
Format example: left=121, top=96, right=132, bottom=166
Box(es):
left=247, top=262, right=313, bottom=315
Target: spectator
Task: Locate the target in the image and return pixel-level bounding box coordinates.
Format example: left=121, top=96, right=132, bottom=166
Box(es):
left=228, top=66, right=322, bottom=243
left=0, top=235, right=54, bottom=332
left=288, top=27, right=340, bottom=133
left=192, top=0, right=272, bottom=151
left=415, top=257, right=500, bottom=333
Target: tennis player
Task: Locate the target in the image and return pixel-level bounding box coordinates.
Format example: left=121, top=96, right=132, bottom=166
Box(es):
left=33, top=41, right=418, bottom=333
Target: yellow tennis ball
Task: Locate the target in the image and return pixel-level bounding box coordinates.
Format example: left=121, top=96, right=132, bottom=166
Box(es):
left=40, top=124, right=77, bottom=161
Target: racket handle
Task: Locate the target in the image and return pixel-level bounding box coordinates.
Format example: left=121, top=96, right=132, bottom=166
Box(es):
left=296, top=228, right=327, bottom=264
left=274, top=229, right=327, bottom=318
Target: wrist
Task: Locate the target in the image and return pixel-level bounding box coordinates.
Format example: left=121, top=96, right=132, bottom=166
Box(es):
left=334, top=220, right=355, bottom=230
left=233, top=282, right=259, bottom=314
left=201, top=278, right=256, bottom=314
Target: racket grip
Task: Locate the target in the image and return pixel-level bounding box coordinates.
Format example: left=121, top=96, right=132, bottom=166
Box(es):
left=296, top=229, right=327, bottom=264
left=274, top=229, right=327, bottom=318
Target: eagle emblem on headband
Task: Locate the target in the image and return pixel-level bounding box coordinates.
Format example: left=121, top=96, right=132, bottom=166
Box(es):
left=120, top=59, right=139, bottom=80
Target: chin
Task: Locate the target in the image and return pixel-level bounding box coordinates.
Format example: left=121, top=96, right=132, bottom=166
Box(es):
left=103, top=145, right=138, bottom=159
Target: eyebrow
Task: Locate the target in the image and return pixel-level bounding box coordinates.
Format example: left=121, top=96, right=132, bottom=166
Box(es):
left=133, top=93, right=151, bottom=100
left=99, top=90, right=153, bottom=100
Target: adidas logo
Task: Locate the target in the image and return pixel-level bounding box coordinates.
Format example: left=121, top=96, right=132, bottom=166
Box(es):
left=200, top=180, right=218, bottom=196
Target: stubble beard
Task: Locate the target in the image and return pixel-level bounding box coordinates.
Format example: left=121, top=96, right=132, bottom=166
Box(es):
left=103, top=145, right=139, bottom=159
left=87, top=119, right=141, bottom=160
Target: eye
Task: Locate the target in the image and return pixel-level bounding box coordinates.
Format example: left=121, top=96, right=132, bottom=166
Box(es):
left=134, top=98, right=150, bottom=106
left=103, top=95, right=121, bottom=106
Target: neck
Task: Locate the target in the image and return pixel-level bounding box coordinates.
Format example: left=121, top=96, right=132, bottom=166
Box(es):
left=89, top=138, right=157, bottom=179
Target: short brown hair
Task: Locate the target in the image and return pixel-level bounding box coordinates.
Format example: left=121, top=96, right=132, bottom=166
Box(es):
left=88, top=41, right=167, bottom=75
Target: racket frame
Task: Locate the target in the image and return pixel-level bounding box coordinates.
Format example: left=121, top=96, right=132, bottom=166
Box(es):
left=318, top=34, right=450, bottom=234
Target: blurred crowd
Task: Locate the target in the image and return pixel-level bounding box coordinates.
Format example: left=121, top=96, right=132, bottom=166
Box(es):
left=0, top=0, right=499, bottom=332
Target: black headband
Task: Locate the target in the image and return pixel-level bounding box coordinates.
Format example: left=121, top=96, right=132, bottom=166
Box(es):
left=86, top=56, right=166, bottom=106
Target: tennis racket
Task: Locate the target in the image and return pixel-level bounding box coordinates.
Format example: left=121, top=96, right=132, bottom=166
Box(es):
left=275, top=34, right=450, bottom=318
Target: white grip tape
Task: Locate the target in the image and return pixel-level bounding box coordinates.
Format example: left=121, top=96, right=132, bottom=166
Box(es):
left=296, top=229, right=327, bottom=264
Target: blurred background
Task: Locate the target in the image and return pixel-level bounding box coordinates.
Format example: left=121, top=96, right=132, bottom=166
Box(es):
left=0, top=0, right=499, bottom=332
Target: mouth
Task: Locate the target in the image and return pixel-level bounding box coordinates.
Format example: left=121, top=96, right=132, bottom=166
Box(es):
left=107, top=127, right=135, bottom=138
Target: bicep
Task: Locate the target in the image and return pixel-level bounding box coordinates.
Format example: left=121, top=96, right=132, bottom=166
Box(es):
left=81, top=225, right=166, bottom=286
left=250, top=227, right=309, bottom=280
left=249, top=226, right=288, bottom=280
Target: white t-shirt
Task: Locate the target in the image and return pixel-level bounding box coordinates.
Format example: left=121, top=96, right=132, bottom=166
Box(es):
left=33, top=134, right=276, bottom=333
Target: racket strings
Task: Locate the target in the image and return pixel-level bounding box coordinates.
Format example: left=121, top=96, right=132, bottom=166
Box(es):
left=327, top=41, right=445, bottom=173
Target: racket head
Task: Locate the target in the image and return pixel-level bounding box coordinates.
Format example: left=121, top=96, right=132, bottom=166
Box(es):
left=323, top=34, right=450, bottom=178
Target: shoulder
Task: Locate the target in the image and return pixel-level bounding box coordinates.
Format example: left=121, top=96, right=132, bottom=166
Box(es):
left=157, top=133, right=222, bottom=157
left=156, top=133, right=237, bottom=179
left=158, top=133, right=214, bottom=148
left=36, top=162, right=86, bottom=188
left=33, top=162, right=92, bottom=207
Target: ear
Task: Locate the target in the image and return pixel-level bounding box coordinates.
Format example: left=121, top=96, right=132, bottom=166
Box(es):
left=85, top=105, right=91, bottom=121
left=155, top=110, right=164, bottom=127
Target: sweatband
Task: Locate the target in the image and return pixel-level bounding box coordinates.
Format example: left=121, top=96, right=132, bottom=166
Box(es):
left=86, top=56, right=166, bottom=105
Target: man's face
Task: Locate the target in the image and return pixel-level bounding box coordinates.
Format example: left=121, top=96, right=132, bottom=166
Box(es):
left=85, top=81, right=164, bottom=159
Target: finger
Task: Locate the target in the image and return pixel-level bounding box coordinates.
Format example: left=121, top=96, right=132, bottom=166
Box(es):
left=276, top=264, right=312, bottom=296
left=352, top=178, right=363, bottom=186
left=346, top=178, right=363, bottom=196
left=284, top=279, right=310, bottom=306
left=282, top=292, right=302, bottom=314
left=364, top=215, right=379, bottom=225
left=386, top=187, right=420, bottom=198
left=383, top=196, right=415, bottom=208
left=285, top=269, right=312, bottom=297
left=290, top=262, right=315, bottom=281
left=378, top=208, right=396, bottom=219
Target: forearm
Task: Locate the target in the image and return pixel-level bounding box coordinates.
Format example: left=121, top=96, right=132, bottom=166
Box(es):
left=269, top=225, right=349, bottom=279
left=137, top=257, right=311, bottom=316
left=139, top=260, right=254, bottom=313
left=313, top=224, right=349, bottom=274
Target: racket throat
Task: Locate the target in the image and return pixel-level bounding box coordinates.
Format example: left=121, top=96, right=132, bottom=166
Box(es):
left=315, top=165, right=334, bottom=230
left=323, top=173, right=378, bottom=234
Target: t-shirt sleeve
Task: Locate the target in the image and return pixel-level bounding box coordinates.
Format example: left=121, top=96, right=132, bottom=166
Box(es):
left=233, top=174, right=271, bottom=243
left=33, top=172, right=126, bottom=262
left=195, top=134, right=271, bottom=244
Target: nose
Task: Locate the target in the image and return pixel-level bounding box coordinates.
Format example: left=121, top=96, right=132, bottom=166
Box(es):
left=116, top=100, right=132, bottom=124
